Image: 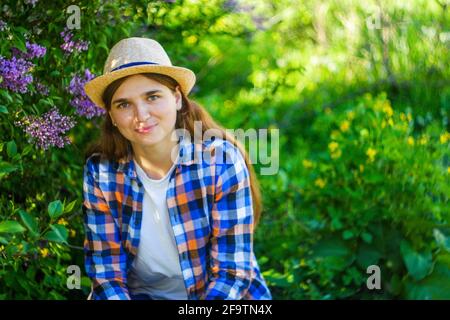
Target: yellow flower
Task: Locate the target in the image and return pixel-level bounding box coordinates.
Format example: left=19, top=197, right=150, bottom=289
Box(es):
left=407, top=137, right=415, bottom=146
left=57, top=218, right=68, bottom=226
left=302, top=159, right=313, bottom=169
left=340, top=120, right=350, bottom=132
left=328, top=142, right=339, bottom=153
left=186, top=35, right=198, bottom=45
left=382, top=102, right=394, bottom=117
left=360, top=129, right=369, bottom=138
left=314, top=178, right=326, bottom=189
left=440, top=132, right=449, bottom=144
left=359, top=164, right=364, bottom=173
left=0, top=245, right=4, bottom=252
left=347, top=111, right=355, bottom=121
left=330, top=130, right=341, bottom=140
left=70, top=229, right=76, bottom=238
left=40, top=248, right=49, bottom=258
left=400, top=113, right=406, bottom=122
left=300, top=282, right=309, bottom=290
left=447, top=167, right=450, bottom=174
left=331, top=149, right=342, bottom=159
left=419, top=135, right=428, bottom=145
left=407, top=113, right=412, bottom=122
left=388, top=118, right=394, bottom=127
left=366, top=148, right=377, bottom=162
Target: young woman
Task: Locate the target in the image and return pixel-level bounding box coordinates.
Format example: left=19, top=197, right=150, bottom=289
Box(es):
left=82, top=37, right=272, bottom=300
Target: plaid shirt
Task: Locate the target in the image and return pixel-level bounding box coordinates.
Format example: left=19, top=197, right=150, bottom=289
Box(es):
left=82, top=136, right=272, bottom=300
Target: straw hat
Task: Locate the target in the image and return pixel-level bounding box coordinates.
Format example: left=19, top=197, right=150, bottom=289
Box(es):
left=84, top=37, right=196, bottom=109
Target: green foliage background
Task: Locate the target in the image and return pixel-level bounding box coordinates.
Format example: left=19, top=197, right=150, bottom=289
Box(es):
left=0, top=0, right=449, bottom=299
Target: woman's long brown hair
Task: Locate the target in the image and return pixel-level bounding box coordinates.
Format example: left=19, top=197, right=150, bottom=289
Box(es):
left=85, top=73, right=263, bottom=227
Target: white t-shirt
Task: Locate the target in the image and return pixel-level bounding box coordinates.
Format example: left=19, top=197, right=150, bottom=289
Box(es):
left=127, top=156, right=188, bottom=300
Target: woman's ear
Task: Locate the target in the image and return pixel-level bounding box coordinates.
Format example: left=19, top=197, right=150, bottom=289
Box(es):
left=109, top=111, right=116, bottom=125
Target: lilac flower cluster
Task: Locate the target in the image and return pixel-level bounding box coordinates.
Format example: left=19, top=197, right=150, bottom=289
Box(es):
left=0, top=41, right=46, bottom=93
left=0, top=20, right=7, bottom=32
left=15, top=107, right=76, bottom=150
left=60, top=28, right=89, bottom=54
left=35, top=81, right=49, bottom=96
left=0, top=56, right=34, bottom=93
left=11, top=41, right=47, bottom=60
left=25, top=0, right=39, bottom=5
left=68, top=69, right=105, bottom=118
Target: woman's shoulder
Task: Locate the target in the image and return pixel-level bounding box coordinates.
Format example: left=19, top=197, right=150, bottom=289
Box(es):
left=83, top=152, right=122, bottom=177
left=202, top=137, right=246, bottom=168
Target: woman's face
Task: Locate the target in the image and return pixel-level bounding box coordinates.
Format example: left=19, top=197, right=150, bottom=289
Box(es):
left=109, top=74, right=182, bottom=148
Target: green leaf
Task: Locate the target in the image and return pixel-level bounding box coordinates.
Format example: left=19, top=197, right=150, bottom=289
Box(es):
left=400, top=240, right=433, bottom=281
left=7, top=140, right=17, bottom=158
left=44, top=224, right=68, bottom=243
left=15, top=26, right=28, bottom=34
left=356, top=243, right=381, bottom=269
left=19, top=210, right=39, bottom=236
left=21, top=145, right=33, bottom=156
left=0, top=105, right=8, bottom=114
left=361, top=232, right=373, bottom=244
left=311, top=237, right=351, bottom=258
left=63, top=199, right=77, bottom=214
left=405, top=253, right=450, bottom=299
left=13, top=32, right=27, bottom=52
left=48, top=200, right=63, bottom=220
left=0, top=221, right=26, bottom=233
left=342, top=230, right=354, bottom=240
left=0, top=90, right=13, bottom=103
left=0, top=236, right=8, bottom=245
left=433, top=229, right=450, bottom=252
left=0, top=161, right=18, bottom=175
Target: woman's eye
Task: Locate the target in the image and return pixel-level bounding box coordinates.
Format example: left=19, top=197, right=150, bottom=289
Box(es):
left=117, top=102, right=129, bottom=109
left=147, top=95, right=158, bottom=101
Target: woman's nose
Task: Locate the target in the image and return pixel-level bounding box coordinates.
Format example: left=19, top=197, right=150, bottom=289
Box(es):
left=134, top=101, right=152, bottom=122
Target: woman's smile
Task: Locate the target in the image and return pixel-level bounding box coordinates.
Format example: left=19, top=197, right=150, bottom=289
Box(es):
left=135, top=123, right=158, bottom=134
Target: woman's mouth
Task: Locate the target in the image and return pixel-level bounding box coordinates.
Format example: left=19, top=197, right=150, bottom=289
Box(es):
left=135, top=123, right=158, bottom=134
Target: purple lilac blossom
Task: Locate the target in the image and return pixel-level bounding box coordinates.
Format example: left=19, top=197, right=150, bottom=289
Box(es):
left=0, top=56, right=34, bottom=93
left=60, top=27, right=89, bottom=54
left=25, top=0, right=39, bottom=5
left=11, top=42, right=47, bottom=60
left=35, top=81, right=49, bottom=96
left=0, top=20, right=7, bottom=31
left=68, top=69, right=105, bottom=118
left=15, top=107, right=76, bottom=150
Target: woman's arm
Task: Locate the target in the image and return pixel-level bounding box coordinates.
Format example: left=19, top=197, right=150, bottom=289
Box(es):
left=82, top=156, right=131, bottom=300
left=202, top=142, right=255, bottom=300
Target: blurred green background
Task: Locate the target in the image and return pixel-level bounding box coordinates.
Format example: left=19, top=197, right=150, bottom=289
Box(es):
left=0, top=0, right=449, bottom=299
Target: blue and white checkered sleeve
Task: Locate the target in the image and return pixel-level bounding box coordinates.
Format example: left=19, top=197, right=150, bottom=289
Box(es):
left=82, top=156, right=131, bottom=300
left=203, top=141, right=255, bottom=300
